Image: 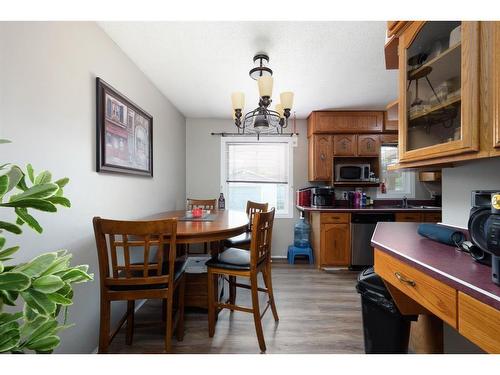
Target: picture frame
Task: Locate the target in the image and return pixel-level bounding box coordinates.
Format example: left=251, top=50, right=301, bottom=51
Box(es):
left=96, top=77, right=153, bottom=177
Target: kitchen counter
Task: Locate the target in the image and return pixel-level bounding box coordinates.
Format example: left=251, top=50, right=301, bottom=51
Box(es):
left=371, top=222, right=500, bottom=353
left=296, top=205, right=442, bottom=212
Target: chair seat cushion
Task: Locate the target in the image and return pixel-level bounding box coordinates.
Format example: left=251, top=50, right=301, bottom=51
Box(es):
left=110, top=259, right=187, bottom=291
left=205, top=248, right=255, bottom=271
left=223, top=232, right=251, bottom=248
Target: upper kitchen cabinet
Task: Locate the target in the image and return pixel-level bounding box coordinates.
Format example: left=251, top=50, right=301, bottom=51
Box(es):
left=357, top=134, right=381, bottom=156
left=307, top=111, right=383, bottom=136
left=494, top=23, right=500, bottom=150
left=333, top=134, right=357, bottom=156
left=308, top=134, right=333, bottom=181
left=398, top=21, right=479, bottom=163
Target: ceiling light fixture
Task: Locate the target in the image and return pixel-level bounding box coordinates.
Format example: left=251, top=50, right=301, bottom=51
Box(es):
left=231, top=53, right=294, bottom=137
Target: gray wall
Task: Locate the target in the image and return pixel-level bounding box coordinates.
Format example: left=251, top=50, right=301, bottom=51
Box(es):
left=0, top=22, right=186, bottom=353
left=186, top=118, right=309, bottom=257
left=442, top=157, right=500, bottom=228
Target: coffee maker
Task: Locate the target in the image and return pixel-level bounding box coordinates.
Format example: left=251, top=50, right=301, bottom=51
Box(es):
left=311, top=187, right=335, bottom=208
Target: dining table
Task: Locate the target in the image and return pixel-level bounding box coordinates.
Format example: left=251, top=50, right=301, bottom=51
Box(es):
left=144, top=209, right=250, bottom=309
left=144, top=209, right=249, bottom=246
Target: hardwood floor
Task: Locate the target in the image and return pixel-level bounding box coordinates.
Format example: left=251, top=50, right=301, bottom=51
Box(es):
left=107, top=262, right=364, bottom=354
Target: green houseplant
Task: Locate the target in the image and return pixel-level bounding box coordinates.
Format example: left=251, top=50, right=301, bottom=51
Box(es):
left=0, top=139, right=93, bottom=353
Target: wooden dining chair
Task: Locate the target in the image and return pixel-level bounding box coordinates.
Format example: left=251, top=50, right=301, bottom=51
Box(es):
left=223, top=201, right=268, bottom=250
left=206, top=208, right=279, bottom=352
left=93, top=217, right=186, bottom=353
left=186, top=198, right=217, bottom=254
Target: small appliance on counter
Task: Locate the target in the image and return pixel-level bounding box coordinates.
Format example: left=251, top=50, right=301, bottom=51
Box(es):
left=296, top=187, right=312, bottom=207
left=311, top=187, right=335, bottom=208
left=335, top=163, right=371, bottom=182
left=468, top=190, right=500, bottom=285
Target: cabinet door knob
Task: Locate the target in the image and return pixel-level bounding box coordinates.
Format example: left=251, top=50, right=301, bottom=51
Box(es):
left=394, top=271, right=416, bottom=287
left=320, top=153, right=326, bottom=161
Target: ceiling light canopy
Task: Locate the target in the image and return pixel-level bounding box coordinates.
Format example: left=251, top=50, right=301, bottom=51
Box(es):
left=231, top=53, right=294, bottom=137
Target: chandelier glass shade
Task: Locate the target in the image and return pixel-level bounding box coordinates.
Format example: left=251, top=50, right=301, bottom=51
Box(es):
left=231, top=53, right=294, bottom=135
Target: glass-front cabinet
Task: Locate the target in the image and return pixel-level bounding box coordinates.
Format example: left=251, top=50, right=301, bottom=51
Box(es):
left=398, top=21, right=479, bottom=162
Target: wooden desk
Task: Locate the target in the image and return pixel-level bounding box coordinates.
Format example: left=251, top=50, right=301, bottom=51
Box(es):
left=371, top=222, right=500, bottom=354
left=145, top=209, right=249, bottom=309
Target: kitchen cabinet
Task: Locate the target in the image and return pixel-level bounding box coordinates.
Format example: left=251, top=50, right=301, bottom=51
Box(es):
left=307, top=111, right=384, bottom=136
left=384, top=100, right=399, bottom=132
left=395, top=212, right=423, bottom=222
left=381, top=133, right=399, bottom=144
left=308, top=134, right=332, bottom=181
left=494, top=23, right=500, bottom=150
left=358, top=134, right=381, bottom=156
left=423, top=212, right=442, bottom=222
left=333, top=135, right=357, bottom=156
left=398, top=21, right=480, bottom=163
left=320, top=223, right=351, bottom=266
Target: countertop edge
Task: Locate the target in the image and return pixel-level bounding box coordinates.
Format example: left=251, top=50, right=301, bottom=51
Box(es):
left=296, top=205, right=442, bottom=212
left=371, top=225, right=500, bottom=311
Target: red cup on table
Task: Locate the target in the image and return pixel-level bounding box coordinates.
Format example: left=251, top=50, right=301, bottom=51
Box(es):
left=192, top=208, right=203, bottom=218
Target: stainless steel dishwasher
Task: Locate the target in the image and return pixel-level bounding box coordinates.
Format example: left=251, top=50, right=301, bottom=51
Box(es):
left=351, top=213, right=395, bottom=267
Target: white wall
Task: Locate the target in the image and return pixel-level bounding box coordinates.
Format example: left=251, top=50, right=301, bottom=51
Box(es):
left=0, top=22, right=186, bottom=353
left=186, top=118, right=309, bottom=257
left=442, top=157, right=500, bottom=228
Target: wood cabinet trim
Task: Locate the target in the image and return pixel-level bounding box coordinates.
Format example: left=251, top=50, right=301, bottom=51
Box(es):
left=374, top=249, right=457, bottom=328
left=398, top=21, right=480, bottom=163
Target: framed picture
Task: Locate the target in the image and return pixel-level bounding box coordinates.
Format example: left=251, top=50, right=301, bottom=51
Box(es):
left=96, top=77, right=153, bottom=176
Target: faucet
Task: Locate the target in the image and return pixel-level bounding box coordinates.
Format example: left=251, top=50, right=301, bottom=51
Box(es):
left=402, top=196, right=408, bottom=208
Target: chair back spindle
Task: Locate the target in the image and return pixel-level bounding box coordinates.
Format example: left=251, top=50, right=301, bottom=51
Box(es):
left=249, top=208, right=275, bottom=268
left=186, top=198, right=217, bottom=211
left=93, top=217, right=178, bottom=288
left=246, top=201, right=268, bottom=231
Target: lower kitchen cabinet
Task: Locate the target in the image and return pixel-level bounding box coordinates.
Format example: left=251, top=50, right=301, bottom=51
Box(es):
left=395, top=212, right=442, bottom=222
left=320, top=223, right=351, bottom=266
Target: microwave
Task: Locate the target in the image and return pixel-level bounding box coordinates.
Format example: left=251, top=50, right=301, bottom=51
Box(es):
left=335, top=164, right=371, bottom=182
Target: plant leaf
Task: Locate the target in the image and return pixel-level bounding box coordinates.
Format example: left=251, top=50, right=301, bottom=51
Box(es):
left=5, top=166, right=23, bottom=193
left=0, top=175, right=8, bottom=197
left=0, top=325, right=20, bottom=353
left=14, top=252, right=57, bottom=277
left=46, top=196, right=71, bottom=208
left=0, top=199, right=57, bottom=212
left=0, top=261, right=3, bottom=273
left=15, top=207, right=43, bottom=233
left=0, top=246, right=20, bottom=261
left=47, top=292, right=72, bottom=305
left=26, top=164, right=35, bottom=184
left=20, top=314, right=48, bottom=338
left=0, top=236, right=4, bottom=249
left=0, top=272, right=31, bottom=291
left=0, top=139, right=12, bottom=144
left=32, top=275, right=64, bottom=294
left=34, top=171, right=52, bottom=185
left=0, top=290, right=19, bottom=305
left=0, top=221, right=22, bottom=234
left=25, top=334, right=60, bottom=352
left=57, top=268, right=93, bottom=284
left=16, top=175, right=29, bottom=191
left=23, top=304, right=38, bottom=322
left=24, top=318, right=58, bottom=346
left=40, top=254, right=72, bottom=276
left=0, top=312, right=23, bottom=325
left=54, top=178, right=69, bottom=188
left=20, top=289, right=57, bottom=315
left=10, top=183, right=58, bottom=201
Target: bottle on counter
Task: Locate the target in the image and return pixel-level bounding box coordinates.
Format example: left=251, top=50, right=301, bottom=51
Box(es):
left=380, top=180, right=387, bottom=194
left=354, top=191, right=361, bottom=208
left=362, top=193, right=367, bottom=208
left=294, top=212, right=311, bottom=248
left=218, top=192, right=225, bottom=210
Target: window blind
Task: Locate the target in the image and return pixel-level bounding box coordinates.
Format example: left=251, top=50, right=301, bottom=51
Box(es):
left=226, top=142, right=289, bottom=184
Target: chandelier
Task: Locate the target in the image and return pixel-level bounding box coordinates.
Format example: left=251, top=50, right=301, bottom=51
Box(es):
left=231, top=53, right=294, bottom=136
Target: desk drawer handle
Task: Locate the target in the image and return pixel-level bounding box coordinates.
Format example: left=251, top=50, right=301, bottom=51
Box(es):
left=394, top=272, right=416, bottom=287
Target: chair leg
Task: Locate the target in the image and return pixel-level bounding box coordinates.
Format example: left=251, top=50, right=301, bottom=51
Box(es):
left=229, top=275, right=237, bottom=310
left=250, top=272, right=266, bottom=353
left=162, top=299, right=167, bottom=322
left=263, top=265, right=279, bottom=322
left=98, top=297, right=111, bottom=354
left=164, top=294, right=174, bottom=353
left=176, top=275, right=185, bottom=342
left=126, top=300, right=135, bottom=345
left=207, top=268, right=216, bottom=337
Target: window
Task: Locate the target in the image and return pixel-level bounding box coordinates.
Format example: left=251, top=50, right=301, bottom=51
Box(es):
left=377, top=144, right=415, bottom=198
left=220, top=137, right=294, bottom=218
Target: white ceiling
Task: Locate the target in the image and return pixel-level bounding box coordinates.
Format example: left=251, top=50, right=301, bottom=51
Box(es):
left=99, top=21, right=398, bottom=119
